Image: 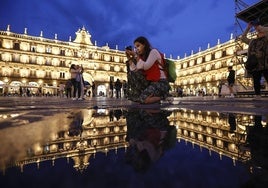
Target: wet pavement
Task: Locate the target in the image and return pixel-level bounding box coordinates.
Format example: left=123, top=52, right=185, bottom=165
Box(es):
left=0, top=96, right=268, bottom=188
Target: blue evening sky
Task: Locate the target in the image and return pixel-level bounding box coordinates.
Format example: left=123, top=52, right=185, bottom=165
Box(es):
left=0, top=0, right=257, bottom=58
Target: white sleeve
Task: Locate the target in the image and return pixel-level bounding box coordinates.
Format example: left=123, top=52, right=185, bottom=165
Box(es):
left=136, top=49, right=161, bottom=70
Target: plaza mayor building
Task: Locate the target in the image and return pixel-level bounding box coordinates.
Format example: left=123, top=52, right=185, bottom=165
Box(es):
left=0, top=25, right=128, bottom=96
left=175, top=35, right=251, bottom=96
left=0, top=24, right=263, bottom=97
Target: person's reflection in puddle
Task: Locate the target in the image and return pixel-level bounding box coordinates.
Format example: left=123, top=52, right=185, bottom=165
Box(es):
left=114, top=109, right=122, bottom=121
left=125, top=109, right=176, bottom=173
left=67, top=111, right=84, bottom=137
left=228, top=113, right=237, bottom=133
left=241, top=114, right=268, bottom=188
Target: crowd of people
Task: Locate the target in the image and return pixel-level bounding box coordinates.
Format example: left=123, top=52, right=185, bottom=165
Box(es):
left=108, top=79, right=128, bottom=99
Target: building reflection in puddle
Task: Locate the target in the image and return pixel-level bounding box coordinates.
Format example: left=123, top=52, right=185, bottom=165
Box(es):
left=0, top=108, right=267, bottom=186
left=0, top=108, right=128, bottom=174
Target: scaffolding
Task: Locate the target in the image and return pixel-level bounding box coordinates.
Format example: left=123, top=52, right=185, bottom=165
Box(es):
left=236, top=0, right=268, bottom=25
left=234, top=0, right=268, bottom=91
left=235, top=0, right=268, bottom=55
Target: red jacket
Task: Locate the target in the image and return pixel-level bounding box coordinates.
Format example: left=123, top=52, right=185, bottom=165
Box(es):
left=139, top=52, right=162, bottom=82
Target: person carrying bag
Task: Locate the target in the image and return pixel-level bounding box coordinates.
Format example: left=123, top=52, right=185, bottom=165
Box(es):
left=241, top=21, right=268, bottom=99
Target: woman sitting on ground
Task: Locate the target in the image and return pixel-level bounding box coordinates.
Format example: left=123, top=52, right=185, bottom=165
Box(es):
left=126, top=36, right=170, bottom=104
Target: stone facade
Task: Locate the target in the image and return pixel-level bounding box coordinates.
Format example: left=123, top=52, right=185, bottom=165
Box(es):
left=0, top=26, right=128, bottom=96
left=0, top=25, right=261, bottom=97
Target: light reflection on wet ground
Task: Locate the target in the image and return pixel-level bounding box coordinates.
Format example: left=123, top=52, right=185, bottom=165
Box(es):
left=0, top=97, right=268, bottom=188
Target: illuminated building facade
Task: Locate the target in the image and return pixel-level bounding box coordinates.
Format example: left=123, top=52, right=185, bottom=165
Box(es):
left=174, top=0, right=268, bottom=96
left=174, top=36, right=253, bottom=96
left=0, top=25, right=266, bottom=97
left=0, top=25, right=128, bottom=96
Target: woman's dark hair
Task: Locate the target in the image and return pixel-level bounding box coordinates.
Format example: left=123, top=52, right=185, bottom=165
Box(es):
left=125, top=145, right=151, bottom=173
left=134, top=36, right=152, bottom=60
left=70, top=64, right=76, bottom=70
left=125, top=45, right=132, bottom=50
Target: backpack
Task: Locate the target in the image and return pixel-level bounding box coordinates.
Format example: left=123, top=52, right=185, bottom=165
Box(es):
left=159, top=53, right=177, bottom=83
left=245, top=54, right=258, bottom=72
left=245, top=37, right=268, bottom=72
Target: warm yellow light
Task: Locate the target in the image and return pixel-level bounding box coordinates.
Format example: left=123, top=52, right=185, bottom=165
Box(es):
left=22, top=79, right=26, bottom=84
left=38, top=80, right=43, bottom=85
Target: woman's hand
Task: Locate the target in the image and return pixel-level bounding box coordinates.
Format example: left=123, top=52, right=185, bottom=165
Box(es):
left=125, top=49, right=136, bottom=59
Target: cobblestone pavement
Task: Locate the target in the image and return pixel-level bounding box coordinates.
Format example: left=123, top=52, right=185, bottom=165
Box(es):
left=0, top=96, right=268, bottom=115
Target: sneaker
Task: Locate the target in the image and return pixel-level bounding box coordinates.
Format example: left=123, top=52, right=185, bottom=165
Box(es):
left=166, top=97, right=174, bottom=103
left=78, top=98, right=83, bottom=100
left=229, top=94, right=235, bottom=98
left=225, top=95, right=235, bottom=98
left=160, top=97, right=175, bottom=104
left=72, top=98, right=77, bottom=100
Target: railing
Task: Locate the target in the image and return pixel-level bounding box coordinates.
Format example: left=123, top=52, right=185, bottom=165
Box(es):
left=236, top=78, right=251, bottom=90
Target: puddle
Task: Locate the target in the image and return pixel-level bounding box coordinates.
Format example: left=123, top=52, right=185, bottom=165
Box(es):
left=0, top=107, right=267, bottom=188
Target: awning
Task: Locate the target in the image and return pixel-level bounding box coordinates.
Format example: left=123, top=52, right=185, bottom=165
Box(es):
left=236, top=0, right=268, bottom=25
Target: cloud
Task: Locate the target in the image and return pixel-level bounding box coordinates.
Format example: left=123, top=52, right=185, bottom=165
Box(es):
left=0, top=0, right=251, bottom=57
